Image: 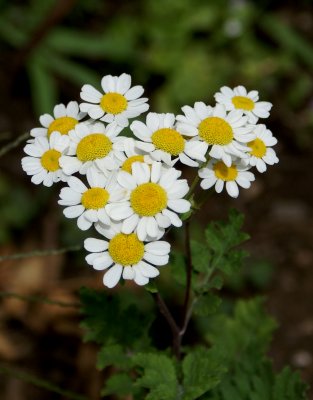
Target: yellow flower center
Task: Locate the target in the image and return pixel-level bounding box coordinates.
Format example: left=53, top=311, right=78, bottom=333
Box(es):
left=151, top=128, right=185, bottom=156
left=198, top=117, right=233, bottom=145
left=108, top=233, right=144, bottom=266
left=121, top=155, right=145, bottom=173
left=232, top=96, right=255, bottom=111
left=248, top=138, right=266, bottom=158
left=100, top=92, right=128, bottom=114
left=40, top=149, right=61, bottom=171
left=130, top=182, right=167, bottom=216
left=47, top=117, right=78, bottom=136
left=76, top=134, right=112, bottom=162
left=213, top=161, right=238, bottom=181
left=81, top=188, right=109, bottom=209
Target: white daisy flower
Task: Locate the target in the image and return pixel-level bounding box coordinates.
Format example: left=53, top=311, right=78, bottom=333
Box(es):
left=84, top=223, right=171, bottom=288
left=58, top=169, right=125, bottom=231
left=113, top=137, right=154, bottom=174
left=80, top=73, right=149, bottom=127
left=22, top=132, right=70, bottom=187
left=245, top=124, right=279, bottom=173
left=199, top=158, right=255, bottom=198
left=130, top=112, right=208, bottom=167
left=176, top=103, right=255, bottom=167
left=30, top=101, right=85, bottom=139
left=214, top=85, right=272, bottom=124
left=106, top=162, right=191, bottom=241
left=59, top=122, right=124, bottom=176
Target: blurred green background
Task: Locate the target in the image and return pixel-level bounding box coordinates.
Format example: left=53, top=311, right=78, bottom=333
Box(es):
left=0, top=0, right=313, bottom=398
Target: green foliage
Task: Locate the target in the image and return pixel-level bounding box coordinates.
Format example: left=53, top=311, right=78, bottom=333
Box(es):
left=182, top=347, right=226, bottom=399
left=193, top=293, right=221, bottom=317
left=101, top=373, right=135, bottom=397
left=202, top=298, right=308, bottom=400
left=133, top=353, right=179, bottom=400
left=80, top=287, right=151, bottom=347
left=97, top=344, right=132, bottom=370
left=204, top=209, right=250, bottom=276
left=191, top=240, right=211, bottom=273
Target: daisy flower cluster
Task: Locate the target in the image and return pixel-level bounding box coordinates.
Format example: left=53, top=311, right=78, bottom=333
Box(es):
left=21, top=74, right=278, bottom=288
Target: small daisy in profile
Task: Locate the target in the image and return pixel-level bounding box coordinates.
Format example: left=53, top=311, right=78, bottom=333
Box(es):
left=22, top=132, right=70, bottom=187
left=80, top=73, right=149, bottom=127
left=84, top=223, right=170, bottom=288
left=113, top=137, right=153, bottom=173
left=130, top=112, right=208, bottom=167
left=58, top=170, right=125, bottom=230
left=106, top=162, right=190, bottom=241
left=199, top=158, right=255, bottom=198
left=30, top=101, right=85, bottom=139
left=245, top=124, right=279, bottom=173
left=214, top=86, right=272, bottom=124
left=176, top=103, right=255, bottom=167
left=59, top=122, right=124, bottom=176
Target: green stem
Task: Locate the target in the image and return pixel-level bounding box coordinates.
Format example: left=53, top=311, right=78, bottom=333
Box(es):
left=0, top=364, right=90, bottom=400
left=0, top=291, right=80, bottom=308
left=181, top=220, right=193, bottom=330
left=0, top=245, right=81, bottom=262
left=0, top=132, right=29, bottom=158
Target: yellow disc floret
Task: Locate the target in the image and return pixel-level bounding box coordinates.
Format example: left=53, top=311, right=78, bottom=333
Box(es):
left=76, top=134, right=112, bottom=162
left=151, top=128, right=185, bottom=156
left=232, top=96, right=255, bottom=111
left=47, top=117, right=78, bottom=136
left=121, top=155, right=145, bottom=173
left=40, top=149, right=61, bottom=171
left=130, top=182, right=167, bottom=216
left=100, top=93, right=128, bottom=114
left=214, top=161, right=238, bottom=181
left=248, top=138, right=266, bottom=158
left=81, top=188, right=109, bottom=209
left=198, top=117, right=233, bottom=145
left=108, top=233, right=144, bottom=266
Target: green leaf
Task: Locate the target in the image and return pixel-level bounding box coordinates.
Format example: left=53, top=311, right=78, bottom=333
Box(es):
left=101, top=372, right=135, bottom=397
left=273, top=367, right=308, bottom=400
left=80, top=287, right=151, bottom=347
left=27, top=53, right=58, bottom=116
left=204, top=209, right=250, bottom=275
left=134, top=353, right=178, bottom=400
left=193, top=293, right=221, bottom=317
left=170, top=251, right=186, bottom=286
left=182, top=347, right=225, bottom=399
left=97, top=344, right=132, bottom=370
left=47, top=53, right=101, bottom=88
left=145, top=281, right=158, bottom=294
left=207, top=297, right=277, bottom=362
left=261, top=15, right=313, bottom=68
left=191, top=240, right=211, bottom=273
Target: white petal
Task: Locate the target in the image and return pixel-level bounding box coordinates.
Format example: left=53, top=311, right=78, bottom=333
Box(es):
left=226, top=181, right=239, bottom=198
left=167, top=199, right=190, bottom=213
left=143, top=252, right=169, bottom=266
left=125, top=86, right=144, bottom=100
left=122, top=214, right=139, bottom=234
left=136, top=261, right=159, bottom=278
left=93, top=253, right=113, bottom=270
left=63, top=205, right=84, bottom=218
left=77, top=214, right=92, bottom=230
left=103, top=264, right=123, bottom=288
left=162, top=209, right=182, bottom=227
left=84, top=238, right=108, bottom=252
left=123, top=266, right=135, bottom=280
left=68, top=176, right=87, bottom=193
left=145, top=241, right=170, bottom=255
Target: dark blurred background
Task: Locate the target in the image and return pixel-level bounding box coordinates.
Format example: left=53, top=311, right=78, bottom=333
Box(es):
left=0, top=0, right=313, bottom=399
